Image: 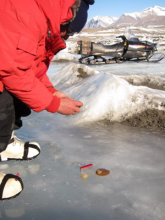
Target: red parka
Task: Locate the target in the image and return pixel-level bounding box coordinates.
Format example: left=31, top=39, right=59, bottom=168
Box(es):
left=0, top=0, right=76, bottom=112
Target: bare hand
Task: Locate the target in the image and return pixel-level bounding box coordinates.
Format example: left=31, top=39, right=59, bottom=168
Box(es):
left=53, top=91, right=67, bottom=98
left=57, top=97, right=83, bottom=115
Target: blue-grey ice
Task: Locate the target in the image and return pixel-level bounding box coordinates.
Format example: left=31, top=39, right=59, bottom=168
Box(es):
left=1, top=52, right=165, bottom=220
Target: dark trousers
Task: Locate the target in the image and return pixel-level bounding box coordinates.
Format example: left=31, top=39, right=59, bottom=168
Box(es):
left=0, top=89, right=31, bottom=153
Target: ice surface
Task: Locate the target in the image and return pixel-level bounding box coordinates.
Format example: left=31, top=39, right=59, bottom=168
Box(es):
left=1, top=55, right=165, bottom=220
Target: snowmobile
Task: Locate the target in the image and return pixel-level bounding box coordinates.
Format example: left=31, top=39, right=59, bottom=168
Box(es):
left=78, top=35, right=164, bottom=65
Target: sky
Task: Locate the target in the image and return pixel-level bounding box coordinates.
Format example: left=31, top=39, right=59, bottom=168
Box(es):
left=88, top=0, right=165, bottom=19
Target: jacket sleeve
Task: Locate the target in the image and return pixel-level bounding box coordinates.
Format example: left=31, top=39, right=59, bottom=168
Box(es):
left=0, top=28, right=60, bottom=113
left=0, top=80, right=3, bottom=92
left=36, top=59, right=58, bottom=94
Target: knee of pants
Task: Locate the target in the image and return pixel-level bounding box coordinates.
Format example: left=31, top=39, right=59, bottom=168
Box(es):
left=0, top=89, right=15, bottom=137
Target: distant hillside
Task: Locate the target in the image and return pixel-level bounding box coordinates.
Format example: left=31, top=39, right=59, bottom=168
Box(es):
left=85, top=6, right=165, bottom=28
left=85, top=16, right=118, bottom=28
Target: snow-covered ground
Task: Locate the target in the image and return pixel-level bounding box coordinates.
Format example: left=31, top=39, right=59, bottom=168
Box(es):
left=63, top=26, right=165, bottom=51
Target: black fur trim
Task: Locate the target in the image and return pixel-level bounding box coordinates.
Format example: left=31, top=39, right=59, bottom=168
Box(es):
left=61, top=0, right=81, bottom=25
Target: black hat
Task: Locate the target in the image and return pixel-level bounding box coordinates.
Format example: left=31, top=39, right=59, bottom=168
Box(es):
left=69, top=0, right=95, bottom=33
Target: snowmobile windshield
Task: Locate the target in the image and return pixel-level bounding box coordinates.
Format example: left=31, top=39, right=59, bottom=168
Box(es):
left=125, top=28, right=139, bottom=41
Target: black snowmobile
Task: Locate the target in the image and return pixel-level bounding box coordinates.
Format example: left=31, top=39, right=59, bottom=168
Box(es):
left=78, top=35, right=164, bottom=65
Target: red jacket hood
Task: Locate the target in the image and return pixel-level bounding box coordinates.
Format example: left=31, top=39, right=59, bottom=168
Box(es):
left=34, top=0, right=76, bottom=37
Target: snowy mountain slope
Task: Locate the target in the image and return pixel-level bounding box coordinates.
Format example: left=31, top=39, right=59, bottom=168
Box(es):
left=85, top=15, right=118, bottom=28
left=140, top=5, right=165, bottom=17
left=86, top=6, right=165, bottom=28
left=112, top=6, right=165, bottom=27
left=136, top=14, right=165, bottom=26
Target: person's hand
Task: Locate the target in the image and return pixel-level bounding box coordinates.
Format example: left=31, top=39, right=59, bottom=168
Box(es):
left=53, top=91, right=67, bottom=98
left=57, top=97, right=83, bottom=115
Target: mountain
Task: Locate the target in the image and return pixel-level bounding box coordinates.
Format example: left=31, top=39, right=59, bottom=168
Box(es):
left=85, top=6, right=165, bottom=28
left=85, top=16, right=118, bottom=28
left=112, top=6, right=165, bottom=27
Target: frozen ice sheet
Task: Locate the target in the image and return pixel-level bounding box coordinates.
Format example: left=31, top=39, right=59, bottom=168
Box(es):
left=1, top=110, right=165, bottom=220
left=1, top=58, right=165, bottom=220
